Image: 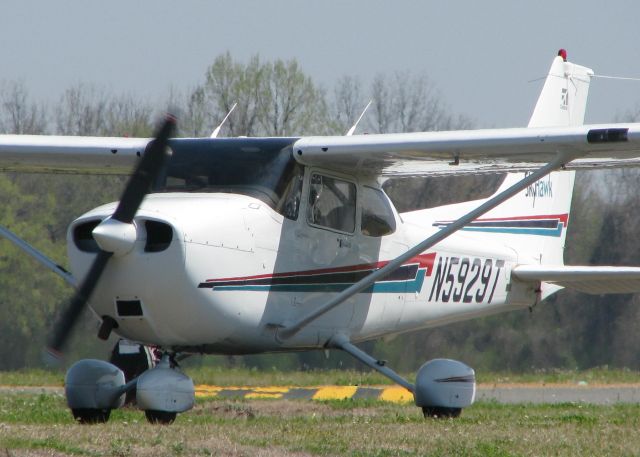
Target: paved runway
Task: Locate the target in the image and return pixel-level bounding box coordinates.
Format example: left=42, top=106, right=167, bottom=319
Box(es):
left=4, top=384, right=640, bottom=404
left=195, top=384, right=640, bottom=405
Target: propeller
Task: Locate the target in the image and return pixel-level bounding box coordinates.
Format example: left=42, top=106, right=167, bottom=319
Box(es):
left=46, top=115, right=176, bottom=360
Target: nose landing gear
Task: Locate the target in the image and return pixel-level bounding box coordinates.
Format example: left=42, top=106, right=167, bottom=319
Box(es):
left=64, top=349, right=194, bottom=425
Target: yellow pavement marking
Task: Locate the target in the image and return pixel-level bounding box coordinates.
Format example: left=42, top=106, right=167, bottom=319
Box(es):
left=193, top=385, right=412, bottom=403
left=194, top=385, right=292, bottom=399
left=241, top=387, right=289, bottom=399
left=379, top=387, right=413, bottom=403
left=251, top=387, right=290, bottom=393
left=194, top=385, right=224, bottom=398
left=246, top=392, right=284, bottom=399
left=312, top=386, right=358, bottom=400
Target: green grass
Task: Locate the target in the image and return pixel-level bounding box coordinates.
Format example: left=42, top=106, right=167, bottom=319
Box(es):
left=0, top=368, right=65, bottom=386
left=1, top=366, right=639, bottom=387
left=0, top=393, right=639, bottom=456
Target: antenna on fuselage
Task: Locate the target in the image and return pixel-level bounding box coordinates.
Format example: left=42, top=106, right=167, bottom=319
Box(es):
left=210, top=102, right=238, bottom=138
left=345, top=100, right=372, bottom=136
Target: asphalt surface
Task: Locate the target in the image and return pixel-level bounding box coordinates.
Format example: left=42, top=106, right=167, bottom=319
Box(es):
left=2, top=384, right=640, bottom=405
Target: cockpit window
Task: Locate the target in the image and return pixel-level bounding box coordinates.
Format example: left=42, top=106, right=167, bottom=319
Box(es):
left=154, top=138, right=302, bottom=218
left=276, top=162, right=304, bottom=220
left=361, top=186, right=396, bottom=237
left=307, top=173, right=356, bottom=233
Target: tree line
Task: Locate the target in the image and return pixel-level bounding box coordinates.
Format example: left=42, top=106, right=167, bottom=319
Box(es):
left=0, top=53, right=638, bottom=373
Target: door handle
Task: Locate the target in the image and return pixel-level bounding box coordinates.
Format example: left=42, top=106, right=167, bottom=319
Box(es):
left=338, top=238, right=351, bottom=248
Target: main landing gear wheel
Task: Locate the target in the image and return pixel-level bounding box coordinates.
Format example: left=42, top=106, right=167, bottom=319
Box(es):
left=72, top=408, right=111, bottom=424
left=145, top=410, right=177, bottom=424
left=422, top=406, right=462, bottom=419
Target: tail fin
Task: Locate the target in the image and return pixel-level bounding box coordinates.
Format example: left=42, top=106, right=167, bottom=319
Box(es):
left=489, top=51, right=593, bottom=265
left=528, top=49, right=594, bottom=128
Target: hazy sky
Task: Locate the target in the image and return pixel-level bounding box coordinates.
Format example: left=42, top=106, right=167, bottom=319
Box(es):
left=2, top=0, right=640, bottom=129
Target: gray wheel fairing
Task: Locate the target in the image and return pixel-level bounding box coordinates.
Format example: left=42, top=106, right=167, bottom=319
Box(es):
left=414, top=358, right=475, bottom=409
left=65, top=359, right=126, bottom=410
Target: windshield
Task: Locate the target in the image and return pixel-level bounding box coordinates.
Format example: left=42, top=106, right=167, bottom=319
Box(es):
left=154, top=137, right=302, bottom=218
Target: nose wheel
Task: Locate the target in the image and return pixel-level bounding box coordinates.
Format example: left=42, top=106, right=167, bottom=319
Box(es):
left=145, top=410, right=177, bottom=424
left=422, top=406, right=462, bottom=419
left=109, top=339, right=158, bottom=404
left=72, top=408, right=111, bottom=424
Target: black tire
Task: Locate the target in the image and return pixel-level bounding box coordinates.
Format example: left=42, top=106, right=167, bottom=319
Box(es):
left=422, top=406, right=462, bottom=419
left=71, top=408, right=111, bottom=424
left=145, top=410, right=177, bottom=424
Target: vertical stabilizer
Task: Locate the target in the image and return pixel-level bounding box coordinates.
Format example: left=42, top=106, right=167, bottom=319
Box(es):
left=528, top=50, right=594, bottom=128
left=484, top=51, right=593, bottom=267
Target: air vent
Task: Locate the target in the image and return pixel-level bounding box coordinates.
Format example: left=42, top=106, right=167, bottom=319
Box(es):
left=116, top=299, right=143, bottom=317
left=73, top=219, right=101, bottom=252
left=144, top=220, right=173, bottom=252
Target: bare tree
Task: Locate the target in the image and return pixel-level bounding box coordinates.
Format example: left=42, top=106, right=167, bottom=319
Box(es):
left=367, top=71, right=472, bottom=133
left=55, top=83, right=109, bottom=136
left=103, top=94, right=154, bottom=137
left=0, top=81, right=48, bottom=134
left=331, top=75, right=365, bottom=134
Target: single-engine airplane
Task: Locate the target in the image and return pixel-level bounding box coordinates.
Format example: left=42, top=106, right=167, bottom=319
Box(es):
left=2, top=50, right=640, bottom=424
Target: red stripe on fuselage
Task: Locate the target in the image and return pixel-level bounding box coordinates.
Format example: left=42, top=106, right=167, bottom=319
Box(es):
left=204, top=252, right=437, bottom=283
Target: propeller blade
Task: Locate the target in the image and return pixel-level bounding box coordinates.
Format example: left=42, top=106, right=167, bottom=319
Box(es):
left=113, top=115, right=176, bottom=223
left=46, top=115, right=176, bottom=357
left=47, top=250, right=112, bottom=357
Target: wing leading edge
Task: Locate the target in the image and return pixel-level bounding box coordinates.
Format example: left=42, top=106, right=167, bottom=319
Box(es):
left=512, top=265, right=640, bottom=294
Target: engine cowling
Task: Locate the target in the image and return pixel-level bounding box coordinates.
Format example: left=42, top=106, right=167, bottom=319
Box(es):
left=413, top=359, right=476, bottom=413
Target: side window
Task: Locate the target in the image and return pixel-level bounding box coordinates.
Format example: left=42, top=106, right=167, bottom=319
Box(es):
left=361, top=186, right=396, bottom=237
left=307, top=173, right=356, bottom=233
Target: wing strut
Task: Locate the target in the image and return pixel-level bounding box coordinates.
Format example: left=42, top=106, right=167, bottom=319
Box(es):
left=0, top=225, right=76, bottom=287
left=277, top=155, right=568, bottom=341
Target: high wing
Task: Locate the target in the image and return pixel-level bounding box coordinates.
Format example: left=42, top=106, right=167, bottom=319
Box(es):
left=2, top=125, right=640, bottom=176
left=292, top=124, right=640, bottom=177
left=512, top=265, right=640, bottom=294
left=0, top=135, right=148, bottom=174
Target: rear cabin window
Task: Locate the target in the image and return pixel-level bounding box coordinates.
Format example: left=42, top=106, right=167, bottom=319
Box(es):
left=307, top=174, right=356, bottom=233
left=361, top=186, right=396, bottom=237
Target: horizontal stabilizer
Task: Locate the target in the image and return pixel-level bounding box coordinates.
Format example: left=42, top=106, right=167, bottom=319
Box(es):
left=512, top=265, right=640, bottom=294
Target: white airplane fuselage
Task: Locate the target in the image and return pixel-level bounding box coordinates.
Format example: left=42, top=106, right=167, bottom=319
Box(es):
left=67, top=167, right=539, bottom=354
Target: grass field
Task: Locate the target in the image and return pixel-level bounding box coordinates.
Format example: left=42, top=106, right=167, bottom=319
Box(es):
left=2, top=366, right=640, bottom=387
left=1, top=392, right=640, bottom=456
left=2, top=368, right=640, bottom=455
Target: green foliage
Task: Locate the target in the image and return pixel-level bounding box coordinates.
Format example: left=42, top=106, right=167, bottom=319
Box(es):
left=0, top=173, right=126, bottom=369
